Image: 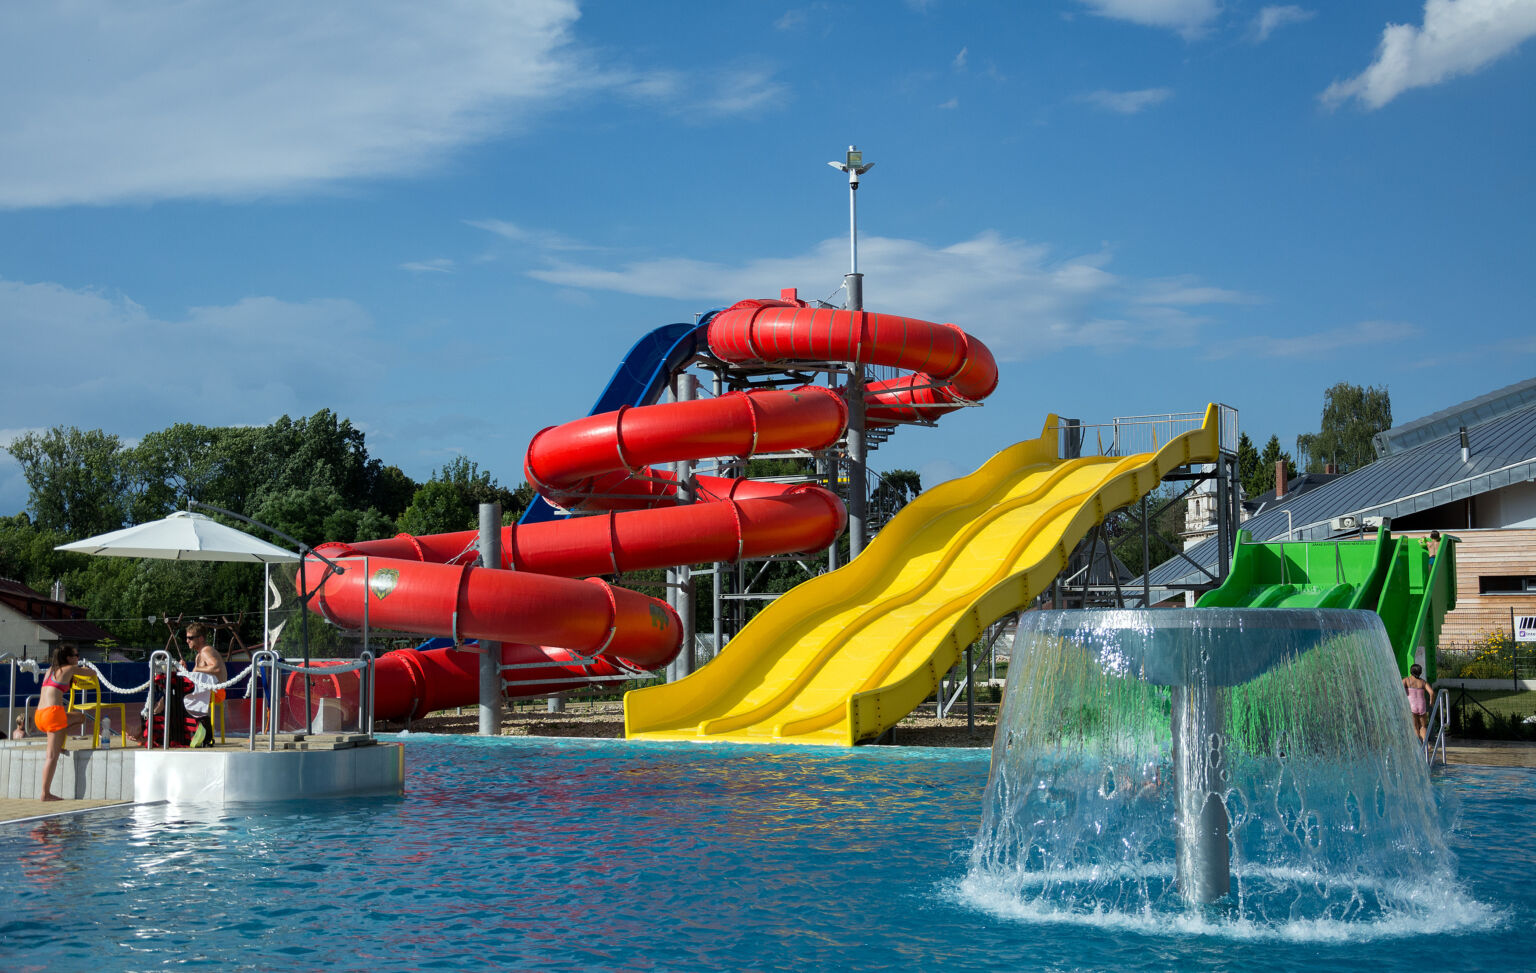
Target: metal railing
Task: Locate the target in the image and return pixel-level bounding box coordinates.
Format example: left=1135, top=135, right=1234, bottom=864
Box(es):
left=1049, top=410, right=1223, bottom=460
left=245, top=649, right=376, bottom=751
left=1424, top=688, right=1449, bottom=766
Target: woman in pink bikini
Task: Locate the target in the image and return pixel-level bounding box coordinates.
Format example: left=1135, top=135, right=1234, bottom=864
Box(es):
left=1403, top=663, right=1434, bottom=744
left=37, top=644, right=93, bottom=801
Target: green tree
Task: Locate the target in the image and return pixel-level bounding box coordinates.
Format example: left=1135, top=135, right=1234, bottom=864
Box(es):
left=871, top=468, right=922, bottom=525
left=1107, top=485, right=1185, bottom=575
left=1235, top=433, right=1262, bottom=499
left=1258, top=435, right=1298, bottom=487
left=7, top=427, right=130, bottom=536
left=1296, top=383, right=1392, bottom=473
left=396, top=457, right=530, bottom=536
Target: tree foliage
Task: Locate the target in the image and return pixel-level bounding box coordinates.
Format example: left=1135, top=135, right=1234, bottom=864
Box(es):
left=1, top=410, right=534, bottom=650
left=7, top=427, right=130, bottom=537
left=1296, top=382, right=1392, bottom=474
left=397, top=456, right=532, bottom=536
left=1236, top=432, right=1299, bottom=499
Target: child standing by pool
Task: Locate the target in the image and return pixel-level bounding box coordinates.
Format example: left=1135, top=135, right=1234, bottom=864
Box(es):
left=1403, top=663, right=1434, bottom=744
left=37, top=644, right=94, bottom=801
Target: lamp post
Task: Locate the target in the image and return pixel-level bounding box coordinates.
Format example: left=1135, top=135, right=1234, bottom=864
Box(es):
left=827, top=145, right=874, bottom=558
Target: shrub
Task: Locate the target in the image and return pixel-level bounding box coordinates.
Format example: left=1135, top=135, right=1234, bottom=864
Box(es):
left=1460, top=630, right=1517, bottom=680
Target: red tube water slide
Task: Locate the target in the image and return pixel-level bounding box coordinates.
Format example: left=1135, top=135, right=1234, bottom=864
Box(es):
left=294, top=293, right=996, bottom=723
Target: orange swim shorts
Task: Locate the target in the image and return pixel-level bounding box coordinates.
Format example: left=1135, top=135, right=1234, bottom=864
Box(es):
left=35, top=705, right=68, bottom=733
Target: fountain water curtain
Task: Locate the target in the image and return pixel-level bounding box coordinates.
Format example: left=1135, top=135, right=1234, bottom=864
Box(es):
left=967, top=609, right=1464, bottom=933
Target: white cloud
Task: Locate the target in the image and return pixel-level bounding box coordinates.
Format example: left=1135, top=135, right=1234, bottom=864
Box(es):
left=1322, top=0, right=1536, bottom=109
left=775, top=9, right=808, bottom=30
left=0, top=1, right=586, bottom=208
left=954, top=46, right=970, bottom=69
left=1209, top=320, right=1421, bottom=359
left=1080, top=87, right=1175, bottom=113
left=400, top=259, right=456, bottom=274
left=523, top=231, right=1250, bottom=359
left=0, top=278, right=381, bottom=439
left=939, top=98, right=961, bottom=110
left=1074, top=0, right=1221, bottom=38
left=698, top=68, right=790, bottom=116
left=0, top=1, right=780, bottom=208
left=1252, top=5, right=1315, bottom=42
left=466, top=218, right=600, bottom=252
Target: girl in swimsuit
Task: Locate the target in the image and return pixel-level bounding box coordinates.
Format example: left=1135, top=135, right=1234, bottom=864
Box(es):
left=1403, top=663, right=1434, bottom=744
left=38, top=644, right=93, bottom=801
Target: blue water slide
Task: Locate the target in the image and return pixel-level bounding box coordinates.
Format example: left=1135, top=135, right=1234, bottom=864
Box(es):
left=519, top=316, right=715, bottom=525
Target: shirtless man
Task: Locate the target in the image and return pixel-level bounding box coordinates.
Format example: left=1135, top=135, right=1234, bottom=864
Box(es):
left=184, top=623, right=227, bottom=744
left=187, top=623, right=228, bottom=684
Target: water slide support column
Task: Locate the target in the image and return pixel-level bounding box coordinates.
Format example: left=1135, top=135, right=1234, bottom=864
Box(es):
left=477, top=502, right=503, bottom=735
left=829, top=144, right=873, bottom=559
left=712, top=372, right=725, bottom=663
left=673, top=373, right=697, bottom=679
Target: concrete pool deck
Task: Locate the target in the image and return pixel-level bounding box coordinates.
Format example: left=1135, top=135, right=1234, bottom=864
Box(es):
left=0, top=733, right=403, bottom=816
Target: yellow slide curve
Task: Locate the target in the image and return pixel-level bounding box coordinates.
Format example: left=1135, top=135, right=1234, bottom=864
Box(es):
left=624, top=405, right=1222, bottom=746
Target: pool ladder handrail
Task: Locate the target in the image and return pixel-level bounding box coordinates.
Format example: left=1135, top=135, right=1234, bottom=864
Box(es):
left=1423, top=687, right=1448, bottom=766
left=247, top=650, right=377, bottom=751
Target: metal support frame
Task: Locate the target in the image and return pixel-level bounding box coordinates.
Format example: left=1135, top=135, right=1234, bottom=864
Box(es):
left=477, top=503, right=504, bottom=733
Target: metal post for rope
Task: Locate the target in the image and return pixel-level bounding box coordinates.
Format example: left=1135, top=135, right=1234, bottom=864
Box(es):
left=4, top=655, right=16, bottom=742
left=248, top=649, right=276, bottom=752
left=146, top=649, right=171, bottom=750
left=359, top=649, right=376, bottom=739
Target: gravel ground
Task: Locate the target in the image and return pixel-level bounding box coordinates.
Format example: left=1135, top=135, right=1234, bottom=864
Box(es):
left=399, top=701, right=1000, bottom=748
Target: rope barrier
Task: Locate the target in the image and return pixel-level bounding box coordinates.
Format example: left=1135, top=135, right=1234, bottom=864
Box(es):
left=269, top=657, right=372, bottom=675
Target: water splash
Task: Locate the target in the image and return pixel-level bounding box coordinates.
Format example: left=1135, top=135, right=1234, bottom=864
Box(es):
left=965, top=609, right=1486, bottom=938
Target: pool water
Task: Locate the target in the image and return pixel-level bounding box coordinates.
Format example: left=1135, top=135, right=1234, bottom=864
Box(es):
left=1, top=736, right=1531, bottom=972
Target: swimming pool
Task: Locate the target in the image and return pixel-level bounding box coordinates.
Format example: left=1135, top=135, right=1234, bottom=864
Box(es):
left=2, top=736, right=1531, bottom=972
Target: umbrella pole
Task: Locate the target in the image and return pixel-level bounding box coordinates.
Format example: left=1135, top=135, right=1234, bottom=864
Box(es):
left=264, top=562, right=271, bottom=736
left=300, top=557, right=312, bottom=730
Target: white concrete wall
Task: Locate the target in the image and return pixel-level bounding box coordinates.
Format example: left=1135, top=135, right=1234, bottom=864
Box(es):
left=0, top=602, right=60, bottom=660
left=1480, top=479, right=1536, bottom=529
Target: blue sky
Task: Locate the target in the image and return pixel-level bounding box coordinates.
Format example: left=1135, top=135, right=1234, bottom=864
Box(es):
left=3, top=0, right=1534, bottom=515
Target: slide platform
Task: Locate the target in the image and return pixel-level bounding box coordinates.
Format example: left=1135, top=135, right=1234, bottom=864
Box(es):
left=625, top=404, right=1223, bottom=746
left=1197, top=528, right=1457, bottom=679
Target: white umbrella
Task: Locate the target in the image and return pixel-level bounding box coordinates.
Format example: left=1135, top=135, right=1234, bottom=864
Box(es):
left=55, top=510, right=300, bottom=563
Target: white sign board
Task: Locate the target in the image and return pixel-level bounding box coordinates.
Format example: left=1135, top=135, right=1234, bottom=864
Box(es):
left=1516, top=615, right=1536, bottom=643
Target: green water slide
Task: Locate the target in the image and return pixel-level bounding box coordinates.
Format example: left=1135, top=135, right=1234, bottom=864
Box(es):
left=1196, top=528, right=1457, bottom=678
left=1375, top=532, right=1457, bottom=682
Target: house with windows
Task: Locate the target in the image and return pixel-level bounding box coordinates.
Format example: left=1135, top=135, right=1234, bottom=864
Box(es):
left=0, top=578, right=113, bottom=661
left=1148, top=377, right=1536, bottom=649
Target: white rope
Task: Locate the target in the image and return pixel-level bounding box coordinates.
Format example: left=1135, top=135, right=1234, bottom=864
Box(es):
left=80, top=662, right=154, bottom=695
left=171, top=663, right=255, bottom=692
left=270, top=657, right=371, bottom=675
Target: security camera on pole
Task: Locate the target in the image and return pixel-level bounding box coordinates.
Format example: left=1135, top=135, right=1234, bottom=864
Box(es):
left=828, top=145, right=873, bottom=558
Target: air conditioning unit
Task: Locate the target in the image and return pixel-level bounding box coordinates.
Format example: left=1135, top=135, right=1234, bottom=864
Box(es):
left=1331, top=515, right=1360, bottom=531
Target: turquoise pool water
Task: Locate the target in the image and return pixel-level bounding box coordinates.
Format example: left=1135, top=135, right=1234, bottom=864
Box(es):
left=1, top=736, right=1531, bottom=972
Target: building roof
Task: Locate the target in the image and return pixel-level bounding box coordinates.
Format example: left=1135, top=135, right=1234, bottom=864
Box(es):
left=1242, top=471, right=1340, bottom=511
left=0, top=578, right=114, bottom=643
left=1146, top=384, right=1536, bottom=592
left=1373, top=375, right=1536, bottom=457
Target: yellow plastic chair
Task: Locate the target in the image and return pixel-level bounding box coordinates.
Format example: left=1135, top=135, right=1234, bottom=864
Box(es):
left=68, top=672, right=128, bottom=748
left=209, top=689, right=227, bottom=744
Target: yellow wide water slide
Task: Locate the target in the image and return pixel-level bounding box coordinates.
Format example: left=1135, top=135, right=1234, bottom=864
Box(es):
left=625, top=405, right=1223, bottom=746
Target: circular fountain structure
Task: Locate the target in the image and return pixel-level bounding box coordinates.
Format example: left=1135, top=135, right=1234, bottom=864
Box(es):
left=966, top=609, right=1465, bottom=935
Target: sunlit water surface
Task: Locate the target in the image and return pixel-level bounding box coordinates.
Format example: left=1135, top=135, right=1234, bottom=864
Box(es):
left=1, top=736, right=1530, bottom=972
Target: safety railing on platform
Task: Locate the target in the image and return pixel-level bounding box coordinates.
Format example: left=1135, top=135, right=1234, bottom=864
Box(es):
left=245, top=649, right=376, bottom=751
left=1049, top=407, right=1234, bottom=460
